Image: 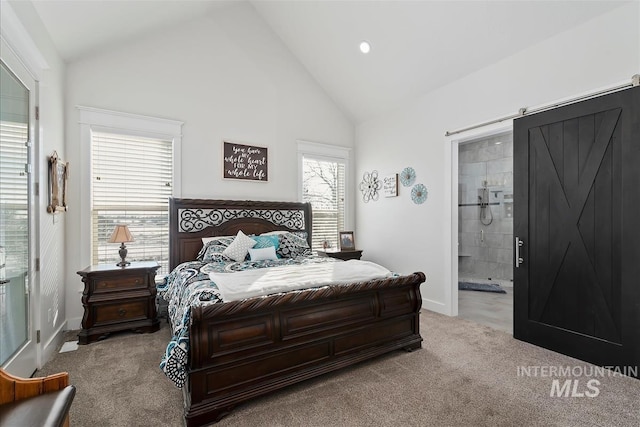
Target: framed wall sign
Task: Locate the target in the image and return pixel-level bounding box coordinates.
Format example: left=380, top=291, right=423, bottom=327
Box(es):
left=222, top=141, right=268, bottom=182
left=383, top=174, right=398, bottom=197
left=47, top=151, right=69, bottom=213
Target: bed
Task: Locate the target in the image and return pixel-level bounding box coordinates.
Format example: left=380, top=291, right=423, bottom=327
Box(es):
left=160, top=198, right=426, bottom=426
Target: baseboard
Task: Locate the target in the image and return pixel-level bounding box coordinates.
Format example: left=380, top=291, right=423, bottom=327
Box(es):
left=40, top=321, right=67, bottom=368
left=66, top=316, right=82, bottom=331
left=422, top=298, right=449, bottom=315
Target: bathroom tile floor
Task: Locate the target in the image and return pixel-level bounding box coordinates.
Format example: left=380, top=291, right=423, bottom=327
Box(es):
left=458, top=276, right=513, bottom=334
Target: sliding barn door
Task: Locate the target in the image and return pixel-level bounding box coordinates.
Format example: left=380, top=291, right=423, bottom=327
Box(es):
left=513, top=86, right=640, bottom=373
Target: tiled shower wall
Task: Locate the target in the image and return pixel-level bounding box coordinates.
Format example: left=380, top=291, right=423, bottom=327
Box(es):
left=458, top=133, right=513, bottom=281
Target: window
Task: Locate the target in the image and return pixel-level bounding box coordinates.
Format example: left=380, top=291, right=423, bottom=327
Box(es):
left=91, top=131, right=173, bottom=274
left=0, top=114, right=29, bottom=274
left=298, top=141, right=350, bottom=250
left=79, top=107, right=182, bottom=276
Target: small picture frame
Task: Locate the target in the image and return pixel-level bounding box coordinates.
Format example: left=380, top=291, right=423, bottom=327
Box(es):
left=339, top=231, right=356, bottom=251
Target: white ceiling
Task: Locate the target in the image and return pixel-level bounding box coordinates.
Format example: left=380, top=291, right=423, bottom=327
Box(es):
left=29, top=0, right=237, bottom=61
left=30, top=0, right=628, bottom=123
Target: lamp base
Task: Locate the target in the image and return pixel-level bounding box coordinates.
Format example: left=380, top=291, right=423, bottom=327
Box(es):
left=117, top=243, right=130, bottom=267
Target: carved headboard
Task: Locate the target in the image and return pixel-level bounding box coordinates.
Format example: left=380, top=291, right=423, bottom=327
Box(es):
left=169, top=198, right=313, bottom=270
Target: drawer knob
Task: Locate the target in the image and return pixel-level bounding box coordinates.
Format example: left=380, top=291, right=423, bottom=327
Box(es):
left=135, top=279, right=141, bottom=284
left=118, top=308, right=127, bottom=317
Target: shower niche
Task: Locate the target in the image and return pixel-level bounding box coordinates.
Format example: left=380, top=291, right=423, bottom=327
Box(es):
left=458, top=133, right=514, bottom=281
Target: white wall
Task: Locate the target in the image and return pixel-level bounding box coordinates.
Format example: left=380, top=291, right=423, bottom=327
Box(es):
left=355, top=2, right=640, bottom=315
left=4, top=0, right=67, bottom=365
left=63, top=2, right=354, bottom=327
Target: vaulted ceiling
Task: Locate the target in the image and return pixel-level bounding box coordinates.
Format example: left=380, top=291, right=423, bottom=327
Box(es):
left=30, top=0, right=628, bottom=122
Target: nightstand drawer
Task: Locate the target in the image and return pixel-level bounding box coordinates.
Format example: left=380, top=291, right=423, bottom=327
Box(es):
left=94, top=275, right=147, bottom=292
left=94, top=300, right=148, bottom=325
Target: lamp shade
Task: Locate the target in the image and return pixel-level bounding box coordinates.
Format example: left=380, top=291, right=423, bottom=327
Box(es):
left=108, top=224, right=134, bottom=244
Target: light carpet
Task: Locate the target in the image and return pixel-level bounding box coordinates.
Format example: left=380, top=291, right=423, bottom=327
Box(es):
left=37, top=311, right=640, bottom=426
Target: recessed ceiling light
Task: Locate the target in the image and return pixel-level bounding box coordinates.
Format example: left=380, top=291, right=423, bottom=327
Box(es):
left=495, top=141, right=502, bottom=145
left=359, top=41, right=371, bottom=54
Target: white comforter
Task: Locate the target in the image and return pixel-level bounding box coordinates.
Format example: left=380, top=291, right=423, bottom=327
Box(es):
left=209, top=260, right=392, bottom=302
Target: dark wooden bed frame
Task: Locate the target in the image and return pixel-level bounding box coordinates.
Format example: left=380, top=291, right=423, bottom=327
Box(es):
left=169, top=198, right=426, bottom=426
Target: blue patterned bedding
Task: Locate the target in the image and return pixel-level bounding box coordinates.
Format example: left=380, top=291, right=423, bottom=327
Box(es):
left=157, top=255, right=339, bottom=388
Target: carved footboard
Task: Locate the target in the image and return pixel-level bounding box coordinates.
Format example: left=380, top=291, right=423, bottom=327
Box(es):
left=183, top=272, right=425, bottom=426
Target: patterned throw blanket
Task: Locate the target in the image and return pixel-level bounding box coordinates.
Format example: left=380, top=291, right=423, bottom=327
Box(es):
left=157, top=255, right=342, bottom=388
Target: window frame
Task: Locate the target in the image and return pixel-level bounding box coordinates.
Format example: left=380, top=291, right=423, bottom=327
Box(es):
left=78, top=106, right=183, bottom=272
left=297, top=140, right=351, bottom=249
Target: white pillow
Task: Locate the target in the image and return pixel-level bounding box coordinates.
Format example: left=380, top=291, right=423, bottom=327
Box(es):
left=248, top=246, right=278, bottom=261
left=260, top=230, right=288, bottom=236
left=222, top=231, right=257, bottom=262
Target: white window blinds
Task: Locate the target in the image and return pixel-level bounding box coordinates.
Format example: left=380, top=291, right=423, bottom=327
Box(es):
left=302, top=157, right=346, bottom=250
left=91, top=131, right=172, bottom=274
left=0, top=120, right=28, bottom=273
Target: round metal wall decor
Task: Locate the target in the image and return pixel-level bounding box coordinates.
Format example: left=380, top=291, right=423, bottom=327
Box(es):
left=411, top=183, right=428, bottom=204
left=359, top=170, right=382, bottom=202
left=400, top=167, right=416, bottom=187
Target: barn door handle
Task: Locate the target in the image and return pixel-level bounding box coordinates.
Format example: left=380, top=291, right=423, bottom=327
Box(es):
left=515, top=237, right=524, bottom=267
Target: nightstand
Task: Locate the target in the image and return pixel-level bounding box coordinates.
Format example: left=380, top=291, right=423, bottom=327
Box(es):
left=317, top=249, right=363, bottom=261
left=77, top=261, right=160, bottom=344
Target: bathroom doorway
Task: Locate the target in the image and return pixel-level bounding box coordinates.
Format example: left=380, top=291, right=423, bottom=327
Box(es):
left=457, top=131, right=513, bottom=333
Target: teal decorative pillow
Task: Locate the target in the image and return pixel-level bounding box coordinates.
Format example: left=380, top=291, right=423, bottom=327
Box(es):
left=252, top=235, right=279, bottom=249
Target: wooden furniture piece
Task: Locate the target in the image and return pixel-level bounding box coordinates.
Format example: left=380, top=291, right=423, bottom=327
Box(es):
left=169, top=198, right=426, bottom=426
left=317, top=249, right=363, bottom=260
left=77, top=261, right=160, bottom=344
left=0, top=368, right=76, bottom=427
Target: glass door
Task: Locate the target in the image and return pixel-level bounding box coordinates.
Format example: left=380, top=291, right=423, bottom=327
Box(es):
left=0, top=54, right=36, bottom=376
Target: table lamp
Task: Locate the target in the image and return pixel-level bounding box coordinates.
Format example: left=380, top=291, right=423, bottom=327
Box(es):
left=108, top=224, right=134, bottom=267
